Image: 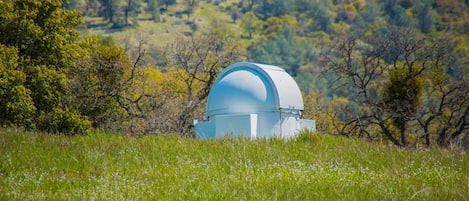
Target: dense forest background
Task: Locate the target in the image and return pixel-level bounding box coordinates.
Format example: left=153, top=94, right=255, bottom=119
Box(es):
left=1, top=0, right=468, bottom=148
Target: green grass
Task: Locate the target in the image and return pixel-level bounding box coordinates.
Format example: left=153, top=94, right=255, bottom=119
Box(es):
left=0, top=129, right=467, bottom=200
left=83, top=1, right=244, bottom=54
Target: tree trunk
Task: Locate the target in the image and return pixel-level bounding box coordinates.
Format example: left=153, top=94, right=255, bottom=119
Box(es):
left=399, top=118, right=407, bottom=147
left=378, top=121, right=402, bottom=147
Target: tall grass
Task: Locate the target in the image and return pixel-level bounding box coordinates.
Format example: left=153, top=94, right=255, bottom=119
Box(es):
left=0, top=129, right=467, bottom=200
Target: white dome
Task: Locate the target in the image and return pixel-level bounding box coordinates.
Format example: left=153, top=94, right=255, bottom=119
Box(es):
left=206, top=62, right=304, bottom=118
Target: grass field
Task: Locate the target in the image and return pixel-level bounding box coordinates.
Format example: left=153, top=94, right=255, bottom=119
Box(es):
left=1, top=128, right=467, bottom=200
left=82, top=1, right=244, bottom=58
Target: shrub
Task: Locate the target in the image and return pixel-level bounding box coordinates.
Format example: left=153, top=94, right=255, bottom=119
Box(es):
left=36, top=107, right=91, bottom=135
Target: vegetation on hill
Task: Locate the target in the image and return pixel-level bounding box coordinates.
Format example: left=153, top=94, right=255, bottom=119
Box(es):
left=0, top=0, right=468, bottom=148
left=1, top=129, right=467, bottom=200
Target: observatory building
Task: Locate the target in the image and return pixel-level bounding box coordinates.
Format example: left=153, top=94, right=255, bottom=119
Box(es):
left=193, top=62, right=315, bottom=139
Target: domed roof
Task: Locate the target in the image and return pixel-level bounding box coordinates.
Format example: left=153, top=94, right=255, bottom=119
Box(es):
left=206, top=62, right=304, bottom=117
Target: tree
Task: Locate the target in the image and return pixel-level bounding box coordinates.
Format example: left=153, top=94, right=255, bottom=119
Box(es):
left=63, top=0, right=81, bottom=10
left=302, top=90, right=346, bottom=135
left=0, top=0, right=90, bottom=134
left=72, top=31, right=244, bottom=136
left=322, top=27, right=468, bottom=148
left=295, top=0, right=334, bottom=33
left=335, top=3, right=358, bottom=24
left=415, top=0, right=435, bottom=33
left=181, top=0, right=199, bottom=19
left=418, top=69, right=469, bottom=147
left=382, top=0, right=415, bottom=27
left=98, top=0, right=143, bottom=27
left=0, top=45, right=35, bottom=128
left=145, top=0, right=160, bottom=22
left=416, top=35, right=469, bottom=147
left=164, top=31, right=244, bottom=136
left=434, top=0, right=469, bottom=33
left=253, top=0, right=293, bottom=20
left=123, top=0, right=143, bottom=26
left=383, top=65, right=424, bottom=146
left=358, top=0, right=380, bottom=24
left=249, top=22, right=306, bottom=75
left=231, top=7, right=242, bottom=23
left=159, top=0, right=176, bottom=9
left=98, top=0, right=123, bottom=25
left=239, top=0, right=256, bottom=11
left=70, top=36, right=156, bottom=134
left=240, top=11, right=262, bottom=38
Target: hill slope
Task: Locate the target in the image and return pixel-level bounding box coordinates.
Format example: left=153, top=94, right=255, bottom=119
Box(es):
left=1, top=129, right=467, bottom=200
left=82, top=1, right=243, bottom=59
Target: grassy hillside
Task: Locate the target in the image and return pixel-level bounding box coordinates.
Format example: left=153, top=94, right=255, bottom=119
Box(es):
left=83, top=1, right=242, bottom=50
left=1, top=129, right=467, bottom=200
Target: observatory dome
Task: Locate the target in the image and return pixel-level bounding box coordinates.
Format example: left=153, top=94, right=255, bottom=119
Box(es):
left=195, top=62, right=315, bottom=139
left=206, top=62, right=304, bottom=118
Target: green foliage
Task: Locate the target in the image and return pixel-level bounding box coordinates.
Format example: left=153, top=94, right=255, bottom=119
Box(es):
left=94, top=43, right=131, bottom=91
left=323, top=27, right=469, bottom=147
left=383, top=64, right=424, bottom=146
left=36, top=107, right=91, bottom=135
left=382, top=0, right=415, bottom=27
left=69, top=36, right=131, bottom=131
left=294, top=129, right=320, bottom=143
left=415, top=0, right=436, bottom=33
left=98, top=0, right=123, bottom=25
left=98, top=0, right=145, bottom=27
left=0, top=0, right=82, bottom=68
left=145, top=0, right=160, bottom=22
left=240, top=11, right=262, bottom=38
left=160, top=0, right=176, bottom=9
left=0, top=45, right=35, bottom=128
left=0, top=130, right=467, bottom=200
left=253, top=0, right=293, bottom=20
left=384, top=64, right=424, bottom=125
left=249, top=22, right=306, bottom=75
left=0, top=0, right=89, bottom=134
left=1, top=0, right=467, bottom=143
left=26, top=65, right=68, bottom=112
left=123, top=0, right=144, bottom=26
left=295, top=0, right=334, bottom=33
left=434, top=0, right=469, bottom=33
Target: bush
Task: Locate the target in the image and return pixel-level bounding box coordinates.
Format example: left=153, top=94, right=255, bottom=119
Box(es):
left=36, top=107, right=91, bottom=135
left=294, top=129, right=320, bottom=143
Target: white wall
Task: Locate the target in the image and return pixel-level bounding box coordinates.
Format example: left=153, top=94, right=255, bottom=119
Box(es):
left=213, top=114, right=257, bottom=139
